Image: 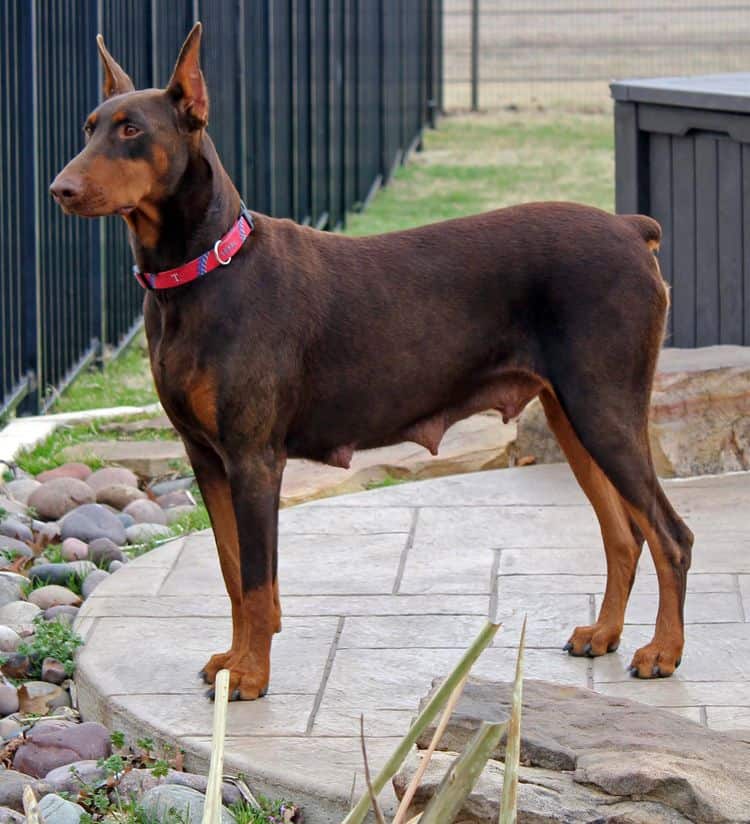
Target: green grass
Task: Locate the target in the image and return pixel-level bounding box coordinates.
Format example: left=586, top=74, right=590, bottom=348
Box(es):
left=52, top=332, right=157, bottom=413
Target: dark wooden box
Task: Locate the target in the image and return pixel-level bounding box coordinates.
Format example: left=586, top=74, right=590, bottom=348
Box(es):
left=611, top=74, right=750, bottom=347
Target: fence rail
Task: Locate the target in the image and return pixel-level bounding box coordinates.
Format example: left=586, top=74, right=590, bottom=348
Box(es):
left=0, top=0, right=443, bottom=417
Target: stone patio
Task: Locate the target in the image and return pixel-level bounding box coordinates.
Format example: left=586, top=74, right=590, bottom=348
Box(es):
left=75, top=464, right=750, bottom=822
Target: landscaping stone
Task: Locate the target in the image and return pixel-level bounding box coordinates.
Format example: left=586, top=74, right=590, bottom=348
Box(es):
left=17, top=682, right=71, bottom=716
left=81, top=569, right=110, bottom=599
left=0, top=807, right=24, bottom=823
left=62, top=441, right=188, bottom=479
left=410, top=678, right=750, bottom=823
left=41, top=658, right=69, bottom=685
left=0, top=771, right=39, bottom=811
left=28, top=478, right=95, bottom=521
left=149, top=476, right=195, bottom=496
left=95, top=483, right=146, bottom=510
left=77, top=466, right=139, bottom=492
left=123, top=498, right=167, bottom=525
left=156, top=489, right=195, bottom=509
left=126, top=523, right=171, bottom=543
left=0, top=537, right=33, bottom=559
left=32, top=521, right=60, bottom=543
left=0, top=520, right=32, bottom=544
left=28, top=585, right=81, bottom=610
left=0, top=718, right=23, bottom=739
left=37, top=792, right=86, bottom=824
left=115, top=769, right=242, bottom=806
left=100, top=414, right=174, bottom=434
left=87, top=537, right=126, bottom=566
left=60, top=503, right=126, bottom=545
left=42, top=605, right=79, bottom=625
left=37, top=463, right=91, bottom=483
left=1, top=655, right=30, bottom=680
left=0, top=497, right=26, bottom=518
left=116, top=512, right=135, bottom=528
left=61, top=538, right=88, bottom=561
left=29, top=562, right=96, bottom=586
left=3, top=480, right=40, bottom=506
left=44, top=759, right=107, bottom=794
left=0, top=685, right=19, bottom=716
left=0, top=626, right=21, bottom=653
left=0, top=602, right=40, bottom=634
left=0, top=577, right=24, bottom=609
left=165, top=505, right=195, bottom=525
left=140, top=785, right=236, bottom=824
left=13, top=721, right=109, bottom=777
left=108, top=560, right=125, bottom=572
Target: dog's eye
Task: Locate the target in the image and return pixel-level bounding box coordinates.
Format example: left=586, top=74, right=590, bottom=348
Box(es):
left=83, top=122, right=94, bottom=137
left=121, top=123, right=141, bottom=138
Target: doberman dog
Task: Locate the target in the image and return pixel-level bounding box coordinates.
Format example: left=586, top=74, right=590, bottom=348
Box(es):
left=51, top=24, right=694, bottom=699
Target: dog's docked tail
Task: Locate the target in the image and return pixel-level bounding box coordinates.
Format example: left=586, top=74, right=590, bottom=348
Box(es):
left=621, top=214, right=662, bottom=253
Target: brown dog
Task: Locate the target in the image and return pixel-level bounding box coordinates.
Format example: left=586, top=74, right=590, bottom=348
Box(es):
left=51, top=24, right=694, bottom=699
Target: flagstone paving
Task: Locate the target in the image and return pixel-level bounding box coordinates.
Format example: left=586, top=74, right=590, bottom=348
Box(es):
left=75, top=464, right=750, bottom=823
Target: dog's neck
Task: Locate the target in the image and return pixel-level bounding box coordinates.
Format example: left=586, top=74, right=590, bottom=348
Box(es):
left=125, top=132, right=242, bottom=280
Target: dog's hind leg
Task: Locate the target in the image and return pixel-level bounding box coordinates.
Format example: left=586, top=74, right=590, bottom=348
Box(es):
left=540, top=390, right=643, bottom=657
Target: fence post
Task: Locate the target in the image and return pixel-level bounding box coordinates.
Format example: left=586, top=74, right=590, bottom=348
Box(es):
left=19, top=0, right=40, bottom=414
left=470, top=0, right=479, bottom=111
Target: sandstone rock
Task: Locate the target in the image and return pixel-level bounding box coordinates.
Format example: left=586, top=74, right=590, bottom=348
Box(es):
left=77, top=466, right=138, bottom=492
left=62, top=442, right=188, bottom=480
left=3, top=480, right=40, bottom=506
left=0, top=626, right=21, bottom=653
left=87, top=538, right=126, bottom=566
left=37, top=792, right=86, bottom=824
left=139, top=785, right=236, bottom=824
left=61, top=538, right=88, bottom=562
left=16, top=682, right=71, bottom=716
left=95, top=483, right=146, bottom=510
left=413, top=678, right=750, bottom=823
left=126, top=523, right=171, bottom=544
left=0, top=602, right=40, bottom=634
left=28, top=585, right=82, bottom=610
left=28, top=479, right=95, bottom=521
left=0, top=520, right=32, bottom=545
left=13, top=721, right=109, bottom=777
left=81, top=569, right=110, bottom=599
left=37, top=464, right=91, bottom=483
left=60, top=504, right=126, bottom=545
left=123, top=498, right=167, bottom=525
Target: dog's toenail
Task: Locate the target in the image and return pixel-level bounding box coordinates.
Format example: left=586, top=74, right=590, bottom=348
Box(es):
left=607, top=642, right=619, bottom=652
left=258, top=686, right=268, bottom=698
left=652, top=665, right=661, bottom=677
left=583, top=643, right=593, bottom=657
left=675, top=657, right=682, bottom=668
left=230, top=688, right=241, bottom=701
left=563, top=642, right=573, bottom=652
left=628, top=666, right=638, bottom=677
left=205, top=688, right=216, bottom=700
left=198, top=669, right=208, bottom=682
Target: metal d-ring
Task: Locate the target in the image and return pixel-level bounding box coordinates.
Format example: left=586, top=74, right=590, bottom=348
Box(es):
left=214, top=239, right=231, bottom=265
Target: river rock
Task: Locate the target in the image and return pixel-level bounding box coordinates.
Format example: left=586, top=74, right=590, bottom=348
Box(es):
left=0, top=806, right=24, bottom=823
left=0, top=718, right=22, bottom=740
left=37, top=793, right=85, bottom=824
left=0, top=602, right=40, bottom=633
left=28, top=479, right=95, bottom=521
left=17, top=682, right=70, bottom=716
left=1, top=655, right=30, bottom=679
left=116, top=512, right=135, bottom=528
left=0, top=498, right=26, bottom=518
left=0, top=685, right=19, bottom=716
left=44, top=759, right=107, bottom=794
left=13, top=721, right=109, bottom=777
left=0, top=626, right=21, bottom=653
left=140, top=785, right=236, bottom=824
left=108, top=560, right=125, bottom=573
left=0, top=520, right=32, bottom=545
left=0, top=537, right=33, bottom=560
left=149, top=476, right=195, bottom=496
left=95, top=483, right=146, bottom=510
left=40, top=658, right=67, bottom=685
left=412, top=678, right=750, bottom=823
left=87, top=538, right=126, bottom=566
left=28, top=562, right=96, bottom=586
left=61, top=538, right=88, bottom=561
left=165, top=505, right=195, bottom=525
left=28, top=585, right=81, bottom=610
left=0, top=576, right=24, bottom=608
left=0, top=771, right=38, bottom=811
left=156, top=489, right=195, bottom=509
left=32, top=521, right=60, bottom=543
left=126, top=523, right=171, bottom=544
left=85, top=466, right=139, bottom=493
left=43, top=605, right=79, bottom=625
left=60, top=503, right=126, bottom=545
left=81, top=569, right=110, bottom=599
left=4, top=480, right=41, bottom=506
left=37, top=463, right=91, bottom=483
left=123, top=498, right=167, bottom=525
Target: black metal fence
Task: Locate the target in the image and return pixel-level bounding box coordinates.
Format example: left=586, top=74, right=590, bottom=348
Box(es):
left=1, top=0, right=443, bottom=416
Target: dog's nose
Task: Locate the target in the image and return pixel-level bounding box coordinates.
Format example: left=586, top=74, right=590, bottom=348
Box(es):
left=49, top=175, right=83, bottom=203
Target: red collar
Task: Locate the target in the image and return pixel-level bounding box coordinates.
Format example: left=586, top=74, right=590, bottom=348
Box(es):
left=133, top=208, right=255, bottom=290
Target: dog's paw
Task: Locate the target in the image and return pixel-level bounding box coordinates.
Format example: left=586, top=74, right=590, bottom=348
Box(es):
left=205, top=665, right=269, bottom=701
left=628, top=640, right=682, bottom=678
left=199, top=650, right=234, bottom=684
left=564, top=623, right=621, bottom=657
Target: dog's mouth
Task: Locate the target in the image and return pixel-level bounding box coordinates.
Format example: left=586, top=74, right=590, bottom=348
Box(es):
left=116, top=205, right=136, bottom=216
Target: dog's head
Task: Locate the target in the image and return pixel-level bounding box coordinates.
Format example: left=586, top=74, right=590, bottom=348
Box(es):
left=50, top=23, right=208, bottom=222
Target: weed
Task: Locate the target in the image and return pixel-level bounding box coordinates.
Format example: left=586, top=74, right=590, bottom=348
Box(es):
left=110, top=730, right=126, bottom=749
left=230, top=795, right=299, bottom=824
left=18, top=616, right=84, bottom=677
left=43, top=543, right=65, bottom=564
left=364, top=474, right=408, bottom=491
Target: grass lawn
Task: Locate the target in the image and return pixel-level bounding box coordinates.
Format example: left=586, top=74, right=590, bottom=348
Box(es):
left=51, top=108, right=613, bottom=412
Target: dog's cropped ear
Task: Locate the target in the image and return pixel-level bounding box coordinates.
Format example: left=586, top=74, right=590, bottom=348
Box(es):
left=166, top=22, right=209, bottom=130
left=96, top=35, right=135, bottom=99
